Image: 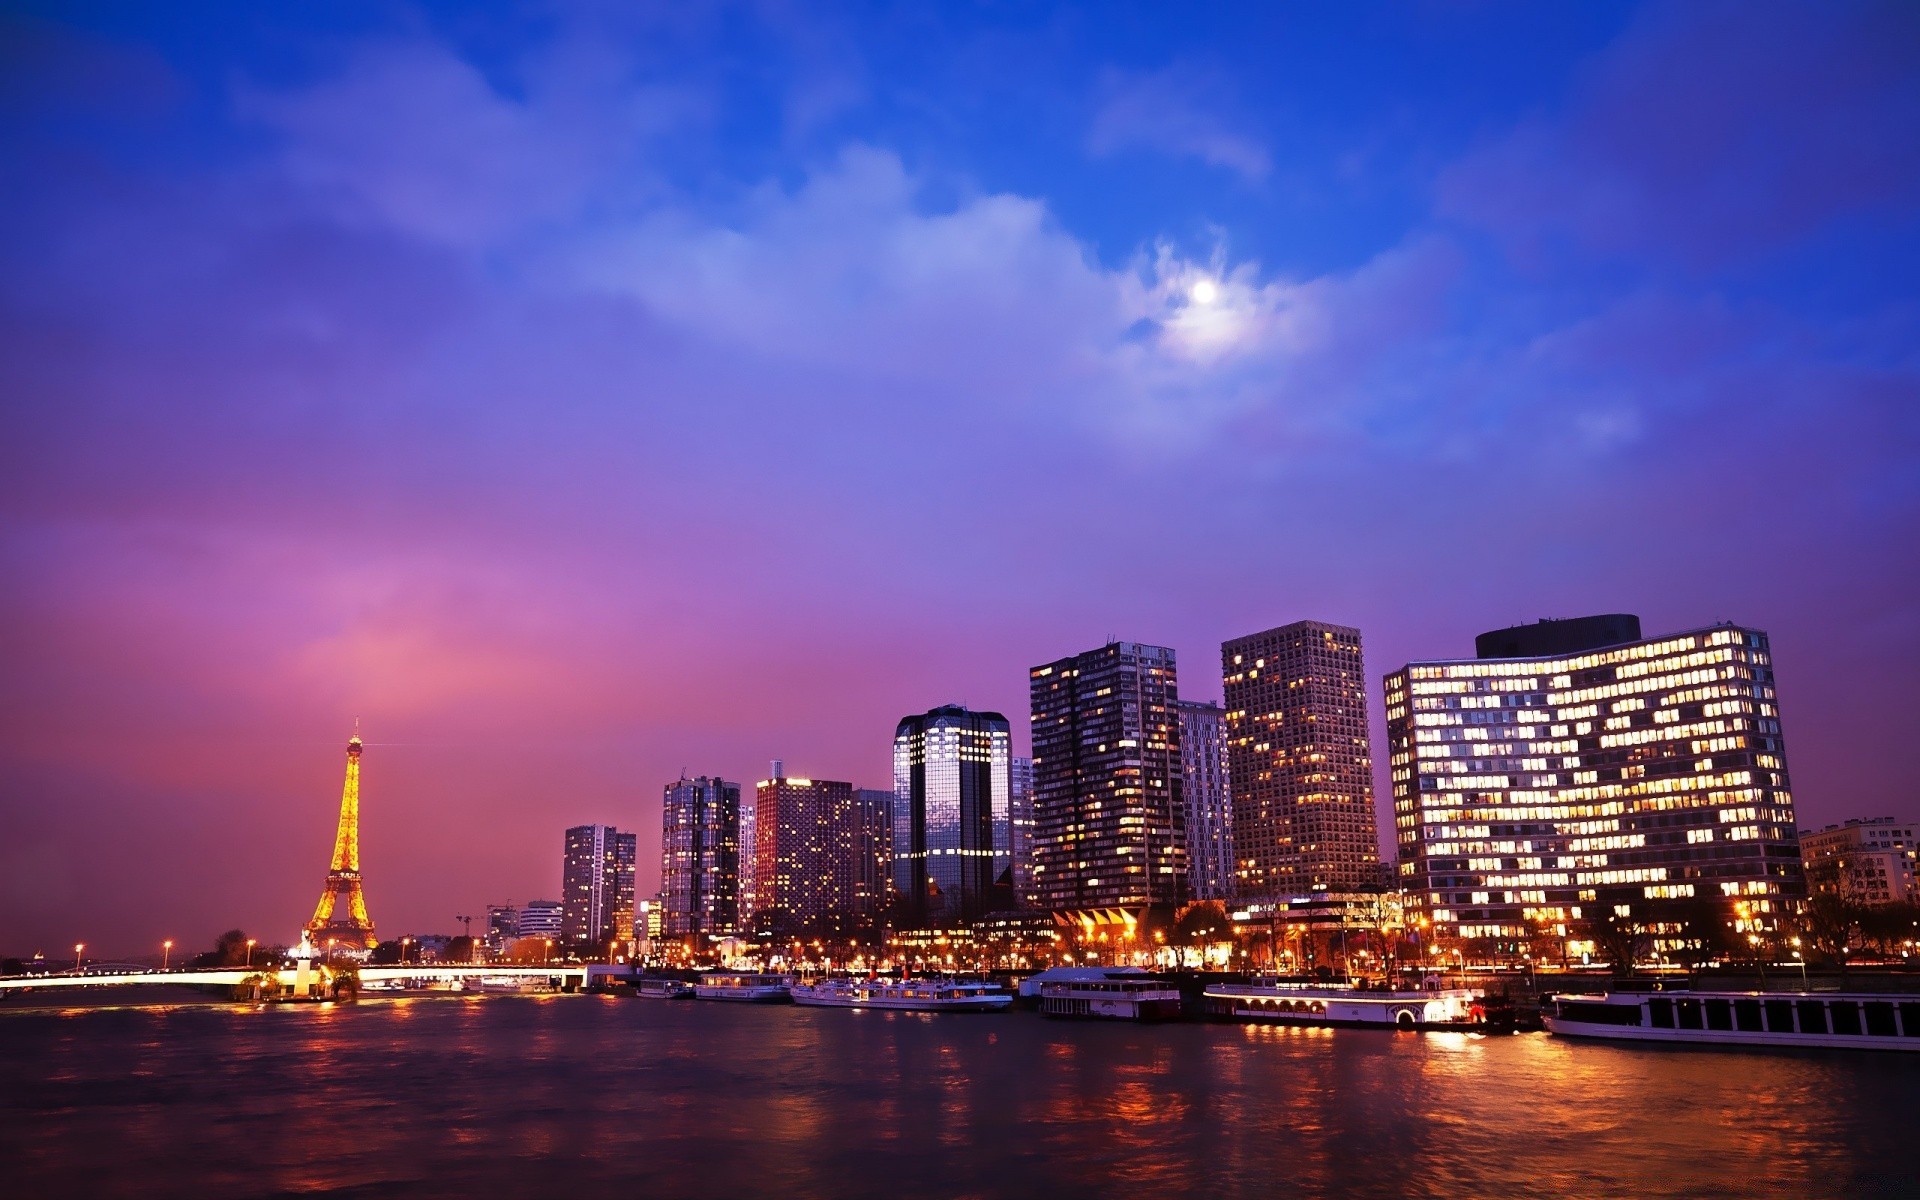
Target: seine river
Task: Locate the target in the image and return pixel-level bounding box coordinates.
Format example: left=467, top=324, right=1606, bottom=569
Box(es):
left=2, top=992, right=1914, bottom=1198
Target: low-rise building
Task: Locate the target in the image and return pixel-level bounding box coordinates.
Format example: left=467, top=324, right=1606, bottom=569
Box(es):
left=1801, top=818, right=1918, bottom=905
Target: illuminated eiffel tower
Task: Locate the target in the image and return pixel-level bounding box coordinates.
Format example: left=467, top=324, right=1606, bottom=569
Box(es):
left=307, top=731, right=378, bottom=948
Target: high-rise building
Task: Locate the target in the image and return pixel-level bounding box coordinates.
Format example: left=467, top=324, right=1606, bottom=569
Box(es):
left=1009, top=756, right=1036, bottom=907
left=561, top=824, right=638, bottom=946
left=1386, top=617, right=1804, bottom=942
left=739, top=786, right=759, bottom=924
left=892, top=705, right=1011, bottom=927
left=1028, top=641, right=1185, bottom=911
left=661, top=776, right=743, bottom=938
left=1175, top=699, right=1236, bottom=900
left=751, top=768, right=859, bottom=936
left=484, top=904, right=518, bottom=952
left=1801, top=818, right=1917, bottom=905
left=852, top=788, right=896, bottom=929
left=516, top=899, right=563, bottom=940
left=1222, top=620, right=1380, bottom=896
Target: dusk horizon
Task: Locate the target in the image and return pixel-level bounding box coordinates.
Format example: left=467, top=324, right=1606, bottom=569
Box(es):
left=4, top=0, right=1917, bottom=963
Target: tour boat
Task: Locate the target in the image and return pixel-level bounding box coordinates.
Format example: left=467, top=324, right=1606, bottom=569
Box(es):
left=1032, top=970, right=1184, bottom=1022
left=692, top=971, right=792, bottom=1003
left=632, top=976, right=694, bottom=999
left=1546, top=988, right=1920, bottom=1052
left=790, top=977, right=1012, bottom=1012
left=1204, top=978, right=1483, bottom=1031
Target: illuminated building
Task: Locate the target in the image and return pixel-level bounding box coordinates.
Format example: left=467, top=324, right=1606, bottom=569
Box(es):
left=562, top=825, right=638, bottom=945
left=485, top=904, right=518, bottom=952
left=661, top=776, right=743, bottom=938
left=1010, top=756, right=1036, bottom=907
left=751, top=767, right=859, bottom=937
left=853, top=788, right=896, bottom=929
left=891, top=705, right=1011, bottom=927
left=1222, top=621, right=1380, bottom=897
left=307, top=732, right=378, bottom=948
left=1029, top=641, right=1186, bottom=911
left=1175, top=699, right=1236, bottom=900
left=516, top=899, right=562, bottom=939
left=1386, top=616, right=1805, bottom=942
left=1801, top=818, right=1917, bottom=905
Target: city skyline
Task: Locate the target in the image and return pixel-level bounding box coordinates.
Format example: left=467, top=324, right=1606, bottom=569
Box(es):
left=5, top=2, right=1918, bottom=953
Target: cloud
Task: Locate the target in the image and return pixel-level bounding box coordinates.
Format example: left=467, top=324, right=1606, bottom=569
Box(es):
left=1438, top=1, right=1920, bottom=268
left=1087, top=64, right=1271, bottom=181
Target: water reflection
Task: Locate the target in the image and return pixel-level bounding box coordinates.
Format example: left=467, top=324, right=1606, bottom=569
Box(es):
left=1, top=997, right=1914, bottom=1198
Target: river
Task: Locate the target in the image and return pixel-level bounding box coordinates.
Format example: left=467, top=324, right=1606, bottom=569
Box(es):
left=1, top=992, right=1913, bottom=1198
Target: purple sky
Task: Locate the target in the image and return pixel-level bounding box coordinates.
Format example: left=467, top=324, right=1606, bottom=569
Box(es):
left=3, top=3, right=1917, bottom=957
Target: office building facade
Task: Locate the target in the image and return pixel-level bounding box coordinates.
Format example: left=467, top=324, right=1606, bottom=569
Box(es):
left=1222, top=620, right=1380, bottom=897
left=1801, top=818, right=1917, bottom=905
left=853, top=787, right=897, bottom=928
left=1386, top=617, right=1804, bottom=942
left=661, top=775, right=743, bottom=939
left=751, top=770, right=858, bottom=936
left=892, top=705, right=1011, bottom=927
left=1175, top=698, right=1237, bottom=900
left=1009, top=756, right=1036, bottom=907
left=561, top=824, right=637, bottom=946
left=1028, top=641, right=1186, bottom=911
left=516, top=899, right=563, bottom=940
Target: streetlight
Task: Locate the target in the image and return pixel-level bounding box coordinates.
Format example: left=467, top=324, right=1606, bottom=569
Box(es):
left=400, top=936, right=412, bottom=964
left=246, top=938, right=258, bottom=969
left=74, top=943, right=85, bottom=973
left=162, top=940, right=173, bottom=971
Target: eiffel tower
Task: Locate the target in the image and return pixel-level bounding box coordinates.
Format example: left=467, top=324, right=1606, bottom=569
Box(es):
left=307, top=731, right=377, bottom=948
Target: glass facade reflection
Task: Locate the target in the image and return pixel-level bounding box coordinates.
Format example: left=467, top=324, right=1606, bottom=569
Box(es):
left=892, top=706, right=1009, bottom=927
left=561, top=824, right=637, bottom=945
left=1386, top=619, right=1804, bottom=941
left=1010, top=756, right=1036, bottom=907
left=1175, top=699, right=1236, bottom=900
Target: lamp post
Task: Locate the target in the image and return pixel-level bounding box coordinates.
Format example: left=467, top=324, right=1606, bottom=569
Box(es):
left=74, top=943, right=85, bottom=973
left=162, top=940, right=173, bottom=971
left=400, top=936, right=412, bottom=964
left=246, top=938, right=257, bottom=969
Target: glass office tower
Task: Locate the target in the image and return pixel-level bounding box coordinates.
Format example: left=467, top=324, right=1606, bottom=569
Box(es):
left=892, top=705, right=1010, bottom=927
left=1386, top=617, right=1804, bottom=941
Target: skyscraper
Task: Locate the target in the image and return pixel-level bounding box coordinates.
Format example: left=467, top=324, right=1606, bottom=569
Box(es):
left=891, top=705, right=1011, bottom=927
left=562, top=824, right=638, bottom=946
left=1029, top=641, right=1185, bottom=911
left=661, top=776, right=743, bottom=939
left=1222, top=620, right=1380, bottom=897
left=1386, top=617, right=1805, bottom=942
left=852, top=787, right=897, bottom=929
left=1175, top=698, right=1236, bottom=900
left=1009, top=755, right=1036, bottom=907
left=751, top=768, right=859, bottom=936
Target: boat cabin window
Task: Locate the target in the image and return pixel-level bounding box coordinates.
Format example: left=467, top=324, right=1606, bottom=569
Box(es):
left=1733, top=999, right=1764, bottom=1033
left=1899, top=1002, right=1920, bottom=1037
left=1829, top=1001, right=1862, bottom=1035
left=1675, top=999, right=1703, bottom=1031
left=1863, top=1002, right=1897, bottom=1038
left=1796, top=999, right=1828, bottom=1034
left=1557, top=1000, right=1642, bottom=1026
left=1764, top=1000, right=1795, bottom=1033
left=1647, top=998, right=1675, bottom=1028
left=1704, top=999, right=1734, bottom=1032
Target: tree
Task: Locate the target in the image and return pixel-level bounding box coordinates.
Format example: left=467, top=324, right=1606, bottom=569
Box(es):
left=1669, top=896, right=1738, bottom=969
left=1581, top=890, right=1649, bottom=976
left=1171, top=902, right=1231, bottom=969
left=192, top=929, right=255, bottom=969
left=1859, top=902, right=1920, bottom=959
left=1802, top=893, right=1863, bottom=965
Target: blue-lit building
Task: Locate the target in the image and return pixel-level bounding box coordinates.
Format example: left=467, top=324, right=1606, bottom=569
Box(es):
left=892, top=705, right=1010, bottom=927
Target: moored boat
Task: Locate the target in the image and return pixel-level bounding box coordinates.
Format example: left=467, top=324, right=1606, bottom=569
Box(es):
left=1205, top=978, right=1483, bottom=1031
left=1034, top=970, right=1183, bottom=1021
left=1546, top=988, right=1920, bottom=1052
left=632, top=976, right=695, bottom=999
left=692, top=971, right=791, bottom=1003
left=791, top=977, right=1011, bottom=1012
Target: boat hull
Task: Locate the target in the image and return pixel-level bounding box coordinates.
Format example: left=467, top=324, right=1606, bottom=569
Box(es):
left=1547, top=991, right=1920, bottom=1053
left=1039, top=996, right=1183, bottom=1022
left=1204, top=987, right=1483, bottom=1032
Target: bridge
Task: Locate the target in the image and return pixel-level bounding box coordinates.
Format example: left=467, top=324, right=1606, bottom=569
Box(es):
left=0, top=963, right=590, bottom=1001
